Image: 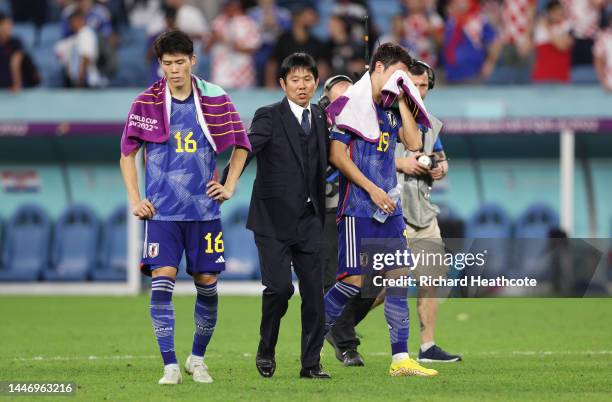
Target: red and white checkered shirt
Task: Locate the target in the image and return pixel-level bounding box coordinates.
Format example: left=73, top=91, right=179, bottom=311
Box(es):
left=502, top=0, right=536, bottom=44
left=210, top=14, right=261, bottom=89
left=562, top=0, right=602, bottom=40
left=593, top=28, right=612, bottom=88
left=402, top=12, right=444, bottom=67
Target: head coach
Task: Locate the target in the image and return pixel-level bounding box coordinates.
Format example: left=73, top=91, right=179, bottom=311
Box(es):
left=223, top=53, right=330, bottom=379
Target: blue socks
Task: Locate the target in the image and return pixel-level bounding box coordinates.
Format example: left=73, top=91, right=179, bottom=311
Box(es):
left=324, top=281, right=360, bottom=333
left=191, top=282, right=218, bottom=358
left=150, top=276, right=177, bottom=366
left=384, top=291, right=409, bottom=356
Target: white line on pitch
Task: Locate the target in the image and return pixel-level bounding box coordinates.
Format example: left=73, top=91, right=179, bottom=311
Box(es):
left=11, top=350, right=612, bottom=362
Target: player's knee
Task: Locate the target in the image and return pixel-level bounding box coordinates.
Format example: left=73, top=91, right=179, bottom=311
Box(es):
left=151, top=266, right=178, bottom=280
left=341, top=275, right=362, bottom=288
left=193, top=273, right=218, bottom=286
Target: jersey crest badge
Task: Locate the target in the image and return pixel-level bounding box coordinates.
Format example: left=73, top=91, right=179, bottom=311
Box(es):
left=385, top=111, right=398, bottom=128
left=148, top=243, right=160, bottom=258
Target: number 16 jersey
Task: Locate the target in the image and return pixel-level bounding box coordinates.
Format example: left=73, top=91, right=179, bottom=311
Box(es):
left=145, top=93, right=220, bottom=221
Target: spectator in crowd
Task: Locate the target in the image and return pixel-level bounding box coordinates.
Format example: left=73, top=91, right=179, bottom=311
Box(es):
left=206, top=0, right=261, bottom=89
left=442, top=0, right=501, bottom=83
left=488, top=0, right=536, bottom=84
left=265, top=5, right=329, bottom=88
left=55, top=10, right=107, bottom=88
left=379, top=15, right=411, bottom=48
left=248, top=0, right=291, bottom=86
left=400, top=0, right=444, bottom=67
left=593, top=14, right=612, bottom=91
left=61, top=0, right=114, bottom=38
left=125, top=0, right=164, bottom=29
left=147, top=0, right=209, bottom=42
left=562, top=0, right=606, bottom=66
left=61, top=0, right=117, bottom=78
left=325, top=13, right=365, bottom=77
left=332, top=0, right=379, bottom=52
left=0, top=12, right=40, bottom=91
left=532, top=0, right=573, bottom=83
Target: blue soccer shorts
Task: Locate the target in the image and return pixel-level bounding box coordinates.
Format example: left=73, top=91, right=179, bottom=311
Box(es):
left=337, top=215, right=410, bottom=280
left=140, top=219, right=226, bottom=276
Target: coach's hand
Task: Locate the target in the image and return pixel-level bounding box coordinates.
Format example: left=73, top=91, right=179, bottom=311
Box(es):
left=132, top=199, right=155, bottom=219
left=207, top=180, right=233, bottom=203
left=397, top=155, right=428, bottom=176
left=368, top=185, right=396, bottom=214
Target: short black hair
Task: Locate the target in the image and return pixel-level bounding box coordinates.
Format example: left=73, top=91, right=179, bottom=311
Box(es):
left=545, top=0, right=562, bottom=11
left=408, top=62, right=427, bottom=76
left=279, top=52, right=318, bottom=81
left=153, top=29, right=194, bottom=59
left=0, top=12, right=8, bottom=23
left=369, top=42, right=413, bottom=73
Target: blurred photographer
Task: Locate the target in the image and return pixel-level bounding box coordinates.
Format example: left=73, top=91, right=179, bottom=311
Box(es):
left=394, top=60, right=460, bottom=362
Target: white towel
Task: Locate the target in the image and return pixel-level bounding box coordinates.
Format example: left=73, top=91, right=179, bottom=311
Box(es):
left=325, top=70, right=431, bottom=143
left=381, top=70, right=431, bottom=129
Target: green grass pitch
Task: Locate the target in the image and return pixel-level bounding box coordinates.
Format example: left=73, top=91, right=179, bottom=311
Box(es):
left=1, top=296, right=611, bottom=401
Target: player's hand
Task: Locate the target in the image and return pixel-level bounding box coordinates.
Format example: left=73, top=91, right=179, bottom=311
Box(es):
left=206, top=180, right=233, bottom=203
left=430, top=165, right=445, bottom=180
left=368, top=185, right=396, bottom=214
left=397, top=91, right=409, bottom=110
left=398, top=155, right=428, bottom=176
left=132, top=199, right=155, bottom=219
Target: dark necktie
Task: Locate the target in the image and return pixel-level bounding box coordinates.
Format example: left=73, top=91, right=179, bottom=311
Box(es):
left=301, top=109, right=311, bottom=134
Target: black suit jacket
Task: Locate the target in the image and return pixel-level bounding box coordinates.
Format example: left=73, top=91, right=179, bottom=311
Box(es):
left=240, top=97, right=328, bottom=240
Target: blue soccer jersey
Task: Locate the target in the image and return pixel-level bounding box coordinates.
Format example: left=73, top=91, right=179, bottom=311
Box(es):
left=331, top=104, right=403, bottom=219
left=145, top=93, right=220, bottom=221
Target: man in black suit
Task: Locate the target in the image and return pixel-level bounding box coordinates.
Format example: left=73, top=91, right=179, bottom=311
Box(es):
left=229, top=53, right=330, bottom=379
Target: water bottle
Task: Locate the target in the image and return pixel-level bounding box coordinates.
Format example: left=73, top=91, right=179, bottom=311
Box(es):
left=373, top=185, right=402, bottom=223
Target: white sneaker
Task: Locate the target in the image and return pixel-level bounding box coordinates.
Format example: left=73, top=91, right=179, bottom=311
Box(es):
left=185, top=355, right=213, bottom=383
left=158, top=364, right=182, bottom=385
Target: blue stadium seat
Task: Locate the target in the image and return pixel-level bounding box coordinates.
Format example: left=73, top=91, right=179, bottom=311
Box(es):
left=0, top=204, right=51, bottom=281
left=515, top=203, right=558, bottom=238
left=513, top=203, right=559, bottom=279
left=12, top=23, right=35, bottom=50
left=92, top=205, right=127, bottom=281
left=571, top=66, right=598, bottom=84
left=465, top=203, right=513, bottom=277
left=39, top=23, right=62, bottom=48
left=465, top=203, right=512, bottom=238
left=44, top=204, right=100, bottom=281
left=223, top=205, right=259, bottom=280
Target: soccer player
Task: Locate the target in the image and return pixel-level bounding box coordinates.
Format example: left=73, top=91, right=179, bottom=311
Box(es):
left=324, top=43, right=438, bottom=377
left=320, top=74, right=373, bottom=367
left=119, top=30, right=250, bottom=385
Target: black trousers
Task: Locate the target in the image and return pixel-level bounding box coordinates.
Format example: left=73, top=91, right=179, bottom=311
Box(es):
left=322, top=211, right=376, bottom=352
left=254, top=206, right=325, bottom=369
